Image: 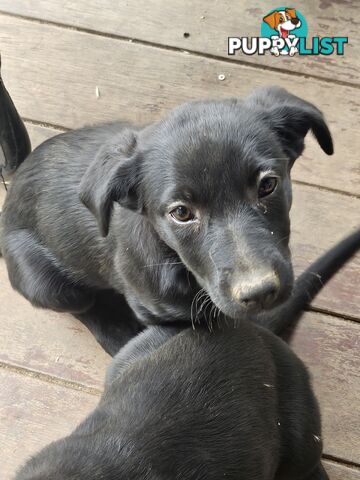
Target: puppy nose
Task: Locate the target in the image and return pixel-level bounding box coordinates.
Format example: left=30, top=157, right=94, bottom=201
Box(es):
left=291, top=17, right=299, bottom=25
left=231, top=272, right=280, bottom=310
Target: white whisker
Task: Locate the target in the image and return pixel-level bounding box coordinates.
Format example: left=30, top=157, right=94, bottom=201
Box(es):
left=142, top=261, right=183, bottom=268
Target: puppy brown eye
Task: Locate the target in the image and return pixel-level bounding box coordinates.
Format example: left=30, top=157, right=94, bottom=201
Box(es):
left=170, top=206, right=195, bottom=223
left=258, top=177, right=278, bottom=198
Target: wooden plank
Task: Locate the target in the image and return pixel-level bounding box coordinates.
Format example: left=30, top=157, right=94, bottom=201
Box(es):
left=290, top=185, right=359, bottom=320
left=290, top=312, right=360, bottom=464
left=0, top=0, right=358, bottom=85
left=324, top=461, right=360, bottom=480
left=0, top=15, right=359, bottom=195
left=24, top=122, right=64, bottom=149
left=0, top=368, right=99, bottom=479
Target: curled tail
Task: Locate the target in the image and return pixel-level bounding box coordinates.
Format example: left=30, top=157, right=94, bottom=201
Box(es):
left=258, top=228, right=360, bottom=334
left=0, top=53, right=31, bottom=178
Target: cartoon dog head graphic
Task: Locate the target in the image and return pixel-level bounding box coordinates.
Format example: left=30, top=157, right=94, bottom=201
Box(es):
left=263, top=8, right=301, bottom=38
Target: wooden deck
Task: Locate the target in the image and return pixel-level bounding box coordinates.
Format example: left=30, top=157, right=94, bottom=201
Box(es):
left=0, top=1, right=359, bottom=478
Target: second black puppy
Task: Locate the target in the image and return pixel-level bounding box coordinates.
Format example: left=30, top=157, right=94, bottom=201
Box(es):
left=16, top=324, right=328, bottom=480
left=1, top=87, right=333, bottom=353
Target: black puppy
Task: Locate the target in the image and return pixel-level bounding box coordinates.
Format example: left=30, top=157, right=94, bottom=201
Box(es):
left=13, top=231, right=360, bottom=480
left=15, top=324, right=328, bottom=480
left=1, top=87, right=334, bottom=354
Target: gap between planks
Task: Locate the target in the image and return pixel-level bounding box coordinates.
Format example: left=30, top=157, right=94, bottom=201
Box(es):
left=323, top=454, right=360, bottom=471
left=0, top=360, right=102, bottom=396
left=292, top=180, right=360, bottom=201
left=23, top=117, right=68, bottom=133
left=0, top=9, right=359, bottom=91
left=309, top=306, right=360, bottom=324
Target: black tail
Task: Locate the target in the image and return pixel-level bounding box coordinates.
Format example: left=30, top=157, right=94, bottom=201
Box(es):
left=258, top=228, right=360, bottom=334
left=0, top=53, right=31, bottom=178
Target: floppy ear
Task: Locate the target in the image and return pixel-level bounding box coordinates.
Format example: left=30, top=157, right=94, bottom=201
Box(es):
left=263, top=11, right=278, bottom=29
left=246, top=86, right=333, bottom=165
left=285, top=8, right=297, bottom=18
left=79, top=129, right=142, bottom=237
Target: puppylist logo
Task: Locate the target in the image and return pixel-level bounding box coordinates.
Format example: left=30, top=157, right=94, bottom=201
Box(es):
left=228, top=7, right=348, bottom=57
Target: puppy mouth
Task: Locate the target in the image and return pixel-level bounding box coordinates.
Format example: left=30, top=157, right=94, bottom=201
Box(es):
left=206, top=291, right=281, bottom=320
left=280, top=26, right=289, bottom=38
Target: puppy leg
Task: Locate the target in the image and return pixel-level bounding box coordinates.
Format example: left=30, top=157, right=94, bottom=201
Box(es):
left=3, top=231, right=141, bottom=355
left=3, top=229, right=93, bottom=313
left=75, top=290, right=143, bottom=357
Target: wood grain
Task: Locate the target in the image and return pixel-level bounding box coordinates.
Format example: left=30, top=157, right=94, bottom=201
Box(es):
left=0, top=368, right=99, bottom=479
left=324, top=460, right=360, bottom=480
left=0, top=15, right=359, bottom=195
left=0, top=0, right=358, bottom=85
left=290, top=185, right=359, bottom=320
left=290, top=311, right=360, bottom=464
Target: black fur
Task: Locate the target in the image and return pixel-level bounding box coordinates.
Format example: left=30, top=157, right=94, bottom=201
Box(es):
left=1, top=87, right=335, bottom=354
left=15, top=322, right=329, bottom=480
left=0, top=54, right=31, bottom=176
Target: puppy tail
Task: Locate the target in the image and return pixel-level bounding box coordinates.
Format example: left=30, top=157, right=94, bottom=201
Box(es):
left=0, top=53, right=31, bottom=177
left=259, top=228, right=360, bottom=334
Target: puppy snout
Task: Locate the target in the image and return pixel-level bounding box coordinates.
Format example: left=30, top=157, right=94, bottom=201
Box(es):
left=231, top=272, right=280, bottom=310
left=291, top=17, right=300, bottom=25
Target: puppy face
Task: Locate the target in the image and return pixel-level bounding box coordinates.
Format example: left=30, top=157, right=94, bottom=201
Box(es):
left=263, top=8, right=301, bottom=38
left=141, top=102, right=293, bottom=318
left=80, top=87, right=333, bottom=320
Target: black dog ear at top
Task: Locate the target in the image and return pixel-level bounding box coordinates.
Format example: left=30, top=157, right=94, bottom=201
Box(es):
left=245, top=86, right=334, bottom=165
left=79, top=129, right=142, bottom=237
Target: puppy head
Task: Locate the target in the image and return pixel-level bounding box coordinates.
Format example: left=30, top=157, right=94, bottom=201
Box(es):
left=263, top=8, right=301, bottom=37
left=80, top=87, right=333, bottom=319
